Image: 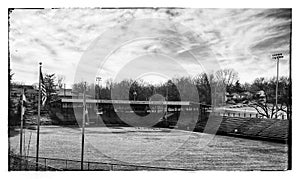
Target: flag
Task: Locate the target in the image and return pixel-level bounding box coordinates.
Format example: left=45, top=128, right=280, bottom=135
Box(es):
left=40, top=70, right=47, bottom=106
left=21, top=93, right=27, bottom=115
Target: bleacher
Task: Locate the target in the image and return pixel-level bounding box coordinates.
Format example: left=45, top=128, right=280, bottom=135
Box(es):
left=211, top=117, right=290, bottom=142
left=257, top=120, right=289, bottom=141
left=218, top=117, right=251, bottom=134
left=242, top=119, right=277, bottom=136
left=236, top=117, right=262, bottom=134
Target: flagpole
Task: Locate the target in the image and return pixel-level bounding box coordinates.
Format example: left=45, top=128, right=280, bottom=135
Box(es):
left=19, top=87, right=24, bottom=170
left=36, top=62, right=42, bottom=170
left=81, top=82, right=86, bottom=170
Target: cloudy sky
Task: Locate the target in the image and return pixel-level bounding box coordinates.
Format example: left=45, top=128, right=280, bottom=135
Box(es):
left=9, top=8, right=291, bottom=87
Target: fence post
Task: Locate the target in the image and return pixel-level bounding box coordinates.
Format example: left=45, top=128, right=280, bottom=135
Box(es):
left=65, top=160, right=68, bottom=169
left=88, top=162, right=90, bottom=170
left=19, top=156, right=22, bottom=171
left=250, top=114, right=252, bottom=118
left=110, top=164, right=114, bottom=171
left=244, top=113, right=246, bottom=117
left=239, top=113, right=240, bottom=117
left=44, top=158, right=47, bottom=170
left=26, top=158, right=29, bottom=170
left=256, top=114, right=258, bottom=118
left=233, top=113, right=235, bottom=117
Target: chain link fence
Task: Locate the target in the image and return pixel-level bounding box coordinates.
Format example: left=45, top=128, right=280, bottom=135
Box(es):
left=9, top=154, right=191, bottom=171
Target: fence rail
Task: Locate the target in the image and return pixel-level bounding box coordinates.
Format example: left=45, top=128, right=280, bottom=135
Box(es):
left=9, top=154, right=63, bottom=171
left=214, top=111, right=287, bottom=120
left=9, top=154, right=191, bottom=171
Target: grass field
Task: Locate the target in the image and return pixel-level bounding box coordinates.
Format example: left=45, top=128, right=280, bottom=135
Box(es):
left=9, top=125, right=288, bottom=170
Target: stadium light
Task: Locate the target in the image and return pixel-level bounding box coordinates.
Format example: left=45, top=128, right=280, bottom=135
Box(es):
left=96, top=77, right=101, bottom=110
left=96, top=77, right=102, bottom=99
left=96, top=77, right=102, bottom=125
left=272, top=53, right=284, bottom=119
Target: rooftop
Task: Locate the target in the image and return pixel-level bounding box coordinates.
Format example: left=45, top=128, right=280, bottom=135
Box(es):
left=60, top=98, right=203, bottom=106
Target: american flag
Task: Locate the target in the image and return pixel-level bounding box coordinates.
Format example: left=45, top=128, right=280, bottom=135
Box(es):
left=40, top=70, right=47, bottom=106
left=21, top=93, right=27, bottom=115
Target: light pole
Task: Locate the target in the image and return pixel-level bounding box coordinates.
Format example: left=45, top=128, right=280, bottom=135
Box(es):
left=272, top=53, right=284, bottom=119
left=165, top=82, right=169, bottom=127
left=81, top=82, right=86, bottom=170
left=96, top=77, right=102, bottom=99
left=96, top=77, right=101, bottom=110
left=166, top=82, right=168, bottom=110
left=96, top=77, right=102, bottom=126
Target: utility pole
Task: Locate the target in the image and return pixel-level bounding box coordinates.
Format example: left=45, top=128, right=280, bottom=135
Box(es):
left=81, top=82, right=87, bottom=170
left=166, top=82, right=168, bottom=126
left=272, top=53, right=284, bottom=118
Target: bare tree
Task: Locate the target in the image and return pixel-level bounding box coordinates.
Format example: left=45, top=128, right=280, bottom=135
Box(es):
left=215, top=68, right=238, bottom=88
left=250, top=102, right=276, bottom=119
left=249, top=76, right=290, bottom=119
left=57, top=75, right=65, bottom=89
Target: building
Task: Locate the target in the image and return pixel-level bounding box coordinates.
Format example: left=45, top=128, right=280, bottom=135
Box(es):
left=56, top=88, right=93, bottom=99
left=49, top=97, right=210, bottom=127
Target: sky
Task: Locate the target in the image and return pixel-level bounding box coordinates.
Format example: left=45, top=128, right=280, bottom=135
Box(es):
left=9, top=8, right=291, bottom=87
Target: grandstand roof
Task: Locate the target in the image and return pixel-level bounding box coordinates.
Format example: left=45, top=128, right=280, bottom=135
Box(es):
left=60, top=98, right=201, bottom=106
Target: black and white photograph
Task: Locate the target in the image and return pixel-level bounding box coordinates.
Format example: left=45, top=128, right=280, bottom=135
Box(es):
left=7, top=5, right=292, bottom=172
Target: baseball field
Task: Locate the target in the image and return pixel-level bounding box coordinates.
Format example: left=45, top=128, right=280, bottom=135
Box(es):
left=9, top=125, right=288, bottom=170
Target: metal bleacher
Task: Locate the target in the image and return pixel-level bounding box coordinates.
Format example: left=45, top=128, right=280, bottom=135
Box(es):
left=219, top=117, right=251, bottom=134
left=196, top=114, right=290, bottom=142
left=257, top=120, right=289, bottom=141
left=216, top=117, right=289, bottom=142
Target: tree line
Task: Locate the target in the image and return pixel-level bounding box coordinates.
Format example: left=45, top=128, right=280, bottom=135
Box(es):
left=10, top=68, right=291, bottom=119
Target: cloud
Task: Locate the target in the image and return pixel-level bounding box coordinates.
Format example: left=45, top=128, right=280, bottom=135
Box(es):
left=9, top=8, right=291, bottom=87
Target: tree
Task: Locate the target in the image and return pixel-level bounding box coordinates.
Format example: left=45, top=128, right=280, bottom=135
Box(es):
left=215, top=68, right=238, bottom=90
left=242, top=82, right=252, bottom=93
left=250, top=77, right=266, bottom=93
left=231, top=80, right=244, bottom=94
left=194, top=73, right=211, bottom=104
left=56, top=75, right=65, bottom=89
left=72, top=81, right=95, bottom=97
left=97, top=78, right=113, bottom=100
left=9, top=69, right=14, bottom=83
left=165, top=79, right=181, bottom=101
left=44, top=73, right=57, bottom=105
left=111, top=79, right=132, bottom=100
left=276, top=76, right=291, bottom=119
left=249, top=76, right=290, bottom=119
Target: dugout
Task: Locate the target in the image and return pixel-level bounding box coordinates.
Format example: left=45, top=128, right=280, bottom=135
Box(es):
left=49, top=98, right=210, bottom=126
